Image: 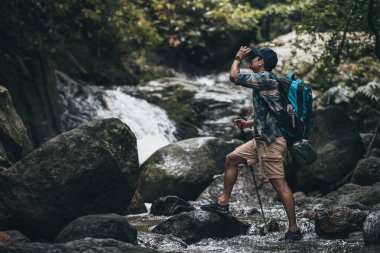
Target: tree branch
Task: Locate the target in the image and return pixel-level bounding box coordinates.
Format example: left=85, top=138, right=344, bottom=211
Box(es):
left=335, top=0, right=359, bottom=64
left=366, top=117, right=380, bottom=158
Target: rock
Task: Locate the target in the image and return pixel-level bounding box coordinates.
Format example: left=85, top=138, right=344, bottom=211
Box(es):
left=0, top=118, right=139, bottom=240
left=0, top=50, right=62, bottom=146
left=0, top=86, right=33, bottom=163
left=361, top=133, right=380, bottom=150
left=315, top=206, right=368, bottom=238
left=138, top=231, right=187, bottom=252
left=151, top=210, right=249, bottom=244
left=151, top=196, right=195, bottom=216
left=248, top=208, right=262, bottom=216
left=296, top=106, right=365, bottom=192
left=125, top=192, right=148, bottom=215
left=326, top=183, right=380, bottom=207
left=0, top=238, right=158, bottom=253
left=363, top=211, right=380, bottom=244
left=370, top=148, right=380, bottom=158
left=138, top=137, right=241, bottom=201
left=267, top=219, right=280, bottom=233
left=55, top=214, right=137, bottom=244
left=352, top=157, right=380, bottom=185
left=0, top=143, right=11, bottom=169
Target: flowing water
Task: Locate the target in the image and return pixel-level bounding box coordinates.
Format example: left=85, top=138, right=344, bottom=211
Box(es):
left=56, top=71, right=177, bottom=163
left=55, top=70, right=380, bottom=252
left=127, top=205, right=378, bottom=253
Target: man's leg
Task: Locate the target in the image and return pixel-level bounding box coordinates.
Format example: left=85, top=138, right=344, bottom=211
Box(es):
left=270, top=178, right=298, bottom=232
left=201, top=140, right=256, bottom=215
left=218, top=152, right=246, bottom=205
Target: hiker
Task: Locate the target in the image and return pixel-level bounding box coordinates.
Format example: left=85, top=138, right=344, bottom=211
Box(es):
left=201, top=46, right=303, bottom=241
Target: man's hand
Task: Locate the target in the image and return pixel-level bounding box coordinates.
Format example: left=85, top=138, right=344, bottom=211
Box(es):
left=233, top=118, right=253, bottom=129
left=236, top=46, right=251, bottom=60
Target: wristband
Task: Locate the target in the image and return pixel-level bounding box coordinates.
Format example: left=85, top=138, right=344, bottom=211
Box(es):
left=234, top=55, right=242, bottom=62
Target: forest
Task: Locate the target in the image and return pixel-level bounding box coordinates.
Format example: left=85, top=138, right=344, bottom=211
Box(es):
left=1, top=0, right=379, bottom=131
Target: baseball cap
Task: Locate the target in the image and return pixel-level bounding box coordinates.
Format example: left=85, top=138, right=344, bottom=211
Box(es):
left=250, top=47, right=278, bottom=71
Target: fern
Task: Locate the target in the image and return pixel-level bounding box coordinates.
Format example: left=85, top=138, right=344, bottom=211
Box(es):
left=356, top=81, right=380, bottom=102
left=322, top=85, right=355, bottom=105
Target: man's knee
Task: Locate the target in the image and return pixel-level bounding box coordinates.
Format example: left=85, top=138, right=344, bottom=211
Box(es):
left=225, top=152, right=244, bottom=166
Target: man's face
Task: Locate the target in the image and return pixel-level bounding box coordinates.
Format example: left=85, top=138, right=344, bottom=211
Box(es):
left=248, top=55, right=264, bottom=73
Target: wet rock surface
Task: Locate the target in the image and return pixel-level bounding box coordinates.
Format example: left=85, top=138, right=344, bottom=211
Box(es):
left=352, top=157, right=380, bottom=186
left=315, top=206, right=368, bottom=238
left=55, top=214, right=137, bottom=244
left=296, top=106, right=365, bottom=192
left=0, top=118, right=139, bottom=240
left=138, top=137, right=241, bottom=201
left=0, top=86, right=33, bottom=164
left=363, top=211, right=380, bottom=244
left=0, top=238, right=158, bottom=253
left=325, top=183, right=380, bottom=207
left=126, top=192, right=148, bottom=215
left=151, top=210, right=249, bottom=244
left=151, top=196, right=195, bottom=216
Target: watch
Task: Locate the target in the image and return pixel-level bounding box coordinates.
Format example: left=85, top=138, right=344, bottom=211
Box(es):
left=234, top=55, right=242, bottom=62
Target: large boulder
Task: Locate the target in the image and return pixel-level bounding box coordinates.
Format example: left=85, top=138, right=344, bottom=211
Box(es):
left=0, top=118, right=139, bottom=240
left=315, top=206, right=368, bottom=238
left=296, top=106, right=365, bottom=192
left=325, top=183, right=380, bottom=208
left=151, top=210, right=249, bottom=244
left=363, top=211, right=380, bottom=244
left=0, top=86, right=33, bottom=163
left=352, top=157, right=380, bottom=186
left=55, top=214, right=137, bottom=244
left=138, top=137, right=241, bottom=201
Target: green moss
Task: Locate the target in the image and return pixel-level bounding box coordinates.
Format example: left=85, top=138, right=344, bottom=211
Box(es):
left=155, top=85, right=200, bottom=139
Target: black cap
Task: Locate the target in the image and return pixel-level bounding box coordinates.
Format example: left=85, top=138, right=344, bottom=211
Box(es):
left=251, top=47, right=278, bottom=71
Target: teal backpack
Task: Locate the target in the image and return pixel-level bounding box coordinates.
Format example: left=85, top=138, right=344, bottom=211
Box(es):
left=259, top=72, right=313, bottom=145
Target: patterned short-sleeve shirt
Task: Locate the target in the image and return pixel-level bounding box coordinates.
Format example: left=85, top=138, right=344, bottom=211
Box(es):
left=235, top=71, right=283, bottom=144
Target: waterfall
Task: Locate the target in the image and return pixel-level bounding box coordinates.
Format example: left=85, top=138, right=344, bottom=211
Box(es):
left=56, top=71, right=177, bottom=163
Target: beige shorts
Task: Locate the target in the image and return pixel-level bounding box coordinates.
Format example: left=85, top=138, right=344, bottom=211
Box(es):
left=234, top=137, right=287, bottom=179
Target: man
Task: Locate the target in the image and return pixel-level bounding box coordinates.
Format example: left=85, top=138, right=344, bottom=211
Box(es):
left=200, top=46, right=303, bottom=241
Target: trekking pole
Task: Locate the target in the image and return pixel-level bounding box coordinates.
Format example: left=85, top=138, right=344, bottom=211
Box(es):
left=239, top=126, right=267, bottom=227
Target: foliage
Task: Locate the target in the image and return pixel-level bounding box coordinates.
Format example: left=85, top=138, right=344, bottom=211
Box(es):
left=296, top=0, right=380, bottom=83
left=356, top=81, right=380, bottom=101
left=1, top=0, right=308, bottom=81
left=318, top=56, right=380, bottom=131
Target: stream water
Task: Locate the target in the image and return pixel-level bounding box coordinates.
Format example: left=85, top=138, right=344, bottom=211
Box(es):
left=55, top=70, right=380, bottom=252
left=127, top=204, right=378, bottom=253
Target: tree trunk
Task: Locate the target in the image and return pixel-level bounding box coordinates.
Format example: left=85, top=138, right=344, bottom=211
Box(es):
left=368, top=0, right=380, bottom=60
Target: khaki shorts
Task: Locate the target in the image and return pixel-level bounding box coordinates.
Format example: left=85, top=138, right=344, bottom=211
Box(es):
left=234, top=137, right=287, bottom=179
